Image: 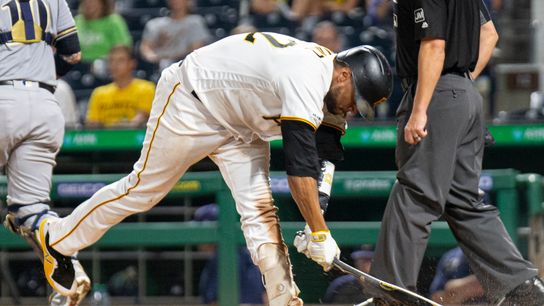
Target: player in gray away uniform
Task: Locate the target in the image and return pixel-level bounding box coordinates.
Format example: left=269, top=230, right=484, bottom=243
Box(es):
left=0, top=0, right=90, bottom=304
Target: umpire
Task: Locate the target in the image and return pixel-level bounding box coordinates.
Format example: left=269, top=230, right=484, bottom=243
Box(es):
left=370, top=0, right=544, bottom=304
left=0, top=0, right=89, bottom=304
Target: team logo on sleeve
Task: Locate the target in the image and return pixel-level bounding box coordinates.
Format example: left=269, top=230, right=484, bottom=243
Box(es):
left=414, top=8, right=425, bottom=23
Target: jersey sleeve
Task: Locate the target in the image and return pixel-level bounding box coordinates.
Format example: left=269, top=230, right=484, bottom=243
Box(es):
left=281, top=120, right=320, bottom=179
left=55, top=0, right=77, bottom=41
left=479, top=0, right=492, bottom=25
left=413, top=0, right=447, bottom=40
left=277, top=70, right=326, bottom=131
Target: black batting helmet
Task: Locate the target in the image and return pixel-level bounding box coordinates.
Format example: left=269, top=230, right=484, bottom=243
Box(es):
left=336, top=45, right=393, bottom=120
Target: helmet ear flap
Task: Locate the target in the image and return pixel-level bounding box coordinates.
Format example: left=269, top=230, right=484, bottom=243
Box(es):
left=356, top=98, right=375, bottom=121
left=352, top=78, right=375, bottom=120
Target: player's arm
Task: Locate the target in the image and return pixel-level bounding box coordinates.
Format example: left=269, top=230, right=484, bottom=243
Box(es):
left=281, top=120, right=327, bottom=232
left=53, top=31, right=81, bottom=77
left=470, top=2, right=499, bottom=79
left=405, top=0, right=447, bottom=144
left=54, top=0, right=81, bottom=77
left=282, top=119, right=340, bottom=271
left=404, top=39, right=445, bottom=145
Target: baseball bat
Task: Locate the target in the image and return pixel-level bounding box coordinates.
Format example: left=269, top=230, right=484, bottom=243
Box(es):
left=333, top=258, right=442, bottom=306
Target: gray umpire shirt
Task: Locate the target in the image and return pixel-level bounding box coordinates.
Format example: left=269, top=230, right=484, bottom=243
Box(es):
left=0, top=0, right=77, bottom=85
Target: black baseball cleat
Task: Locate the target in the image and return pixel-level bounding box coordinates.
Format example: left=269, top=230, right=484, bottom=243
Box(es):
left=499, top=276, right=544, bottom=306
left=37, top=219, right=77, bottom=296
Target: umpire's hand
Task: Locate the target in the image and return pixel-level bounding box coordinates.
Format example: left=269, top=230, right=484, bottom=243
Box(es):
left=307, top=231, right=340, bottom=271
left=404, top=111, right=428, bottom=144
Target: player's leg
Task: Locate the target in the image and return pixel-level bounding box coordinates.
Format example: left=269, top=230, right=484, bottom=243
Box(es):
left=0, top=87, right=91, bottom=304
left=2, top=87, right=64, bottom=236
left=210, top=138, right=302, bottom=306
left=370, top=77, right=472, bottom=291
left=40, top=65, right=229, bottom=295
left=444, top=81, right=541, bottom=303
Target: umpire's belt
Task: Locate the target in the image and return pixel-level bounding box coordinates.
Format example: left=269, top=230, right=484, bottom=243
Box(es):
left=401, top=71, right=471, bottom=92
left=0, top=80, right=56, bottom=94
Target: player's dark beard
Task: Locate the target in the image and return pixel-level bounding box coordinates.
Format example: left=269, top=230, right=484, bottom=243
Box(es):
left=324, top=89, right=340, bottom=115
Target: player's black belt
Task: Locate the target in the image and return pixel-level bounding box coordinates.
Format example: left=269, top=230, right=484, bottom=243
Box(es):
left=0, top=80, right=56, bottom=94
left=400, top=71, right=471, bottom=92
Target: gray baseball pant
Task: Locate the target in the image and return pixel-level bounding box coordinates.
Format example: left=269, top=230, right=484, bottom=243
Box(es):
left=0, top=84, right=64, bottom=225
left=369, top=74, right=537, bottom=301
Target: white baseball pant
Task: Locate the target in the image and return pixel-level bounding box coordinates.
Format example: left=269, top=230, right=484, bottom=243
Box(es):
left=47, top=64, right=284, bottom=264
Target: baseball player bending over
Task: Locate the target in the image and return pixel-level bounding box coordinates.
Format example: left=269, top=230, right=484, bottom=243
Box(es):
left=0, top=0, right=91, bottom=304
left=35, top=32, right=392, bottom=305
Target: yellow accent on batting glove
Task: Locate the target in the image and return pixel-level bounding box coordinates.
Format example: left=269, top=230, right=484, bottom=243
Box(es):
left=308, top=230, right=340, bottom=271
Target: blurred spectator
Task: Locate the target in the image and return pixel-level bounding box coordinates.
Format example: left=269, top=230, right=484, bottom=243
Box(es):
left=140, top=0, right=211, bottom=69
left=250, top=0, right=282, bottom=15
left=318, top=0, right=361, bottom=14
left=85, top=45, right=155, bottom=128
left=430, top=247, right=488, bottom=305
left=231, top=24, right=258, bottom=35
left=485, top=0, right=503, bottom=20
left=194, top=204, right=266, bottom=305
left=108, top=266, right=138, bottom=296
left=312, top=21, right=344, bottom=52
left=322, top=247, right=374, bottom=304
left=75, top=0, right=132, bottom=62
left=365, top=0, right=392, bottom=27
left=291, top=0, right=360, bottom=20
left=55, top=79, right=82, bottom=128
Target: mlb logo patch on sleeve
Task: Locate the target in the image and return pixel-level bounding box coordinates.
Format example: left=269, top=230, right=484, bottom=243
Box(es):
left=414, top=8, right=425, bottom=23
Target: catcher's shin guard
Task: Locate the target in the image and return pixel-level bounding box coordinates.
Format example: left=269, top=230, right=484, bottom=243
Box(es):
left=4, top=213, right=91, bottom=305
left=257, top=243, right=303, bottom=306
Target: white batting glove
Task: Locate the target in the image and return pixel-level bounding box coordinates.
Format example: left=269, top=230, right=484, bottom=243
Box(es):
left=293, top=224, right=311, bottom=258
left=308, top=231, right=340, bottom=271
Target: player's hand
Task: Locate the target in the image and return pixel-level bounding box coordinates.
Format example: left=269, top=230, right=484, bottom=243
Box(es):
left=404, top=110, right=428, bottom=144
left=307, top=231, right=340, bottom=271
left=293, top=224, right=311, bottom=258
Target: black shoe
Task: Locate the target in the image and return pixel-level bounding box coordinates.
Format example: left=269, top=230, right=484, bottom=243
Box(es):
left=38, top=219, right=77, bottom=296
left=501, top=276, right=544, bottom=306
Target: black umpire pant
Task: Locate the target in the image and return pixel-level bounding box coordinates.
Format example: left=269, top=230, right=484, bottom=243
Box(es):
left=369, top=74, right=537, bottom=301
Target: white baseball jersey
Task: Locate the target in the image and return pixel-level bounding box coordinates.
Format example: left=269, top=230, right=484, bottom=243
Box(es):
left=178, top=32, right=335, bottom=143
left=46, top=34, right=337, bottom=305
